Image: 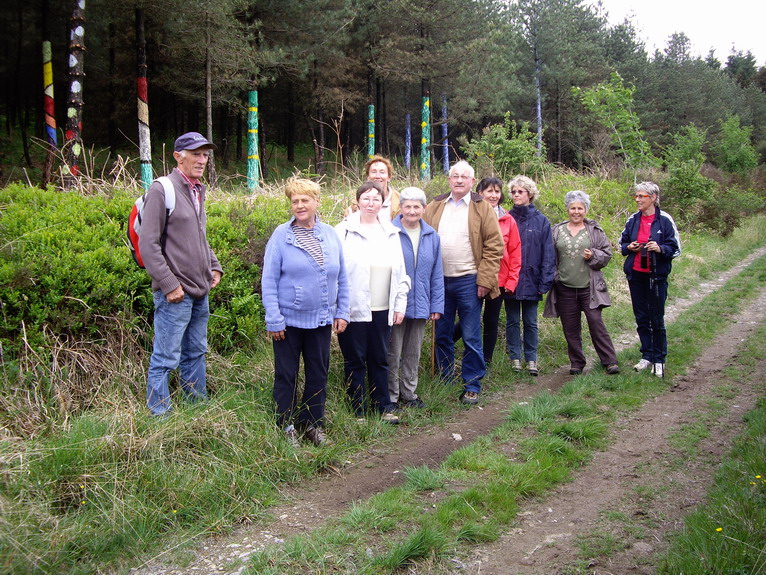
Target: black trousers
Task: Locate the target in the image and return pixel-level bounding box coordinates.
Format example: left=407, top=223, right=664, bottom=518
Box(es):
left=272, top=325, right=331, bottom=429
left=337, top=310, right=393, bottom=416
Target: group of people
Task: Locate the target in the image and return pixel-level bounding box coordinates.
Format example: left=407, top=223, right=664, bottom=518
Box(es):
left=139, top=134, right=681, bottom=449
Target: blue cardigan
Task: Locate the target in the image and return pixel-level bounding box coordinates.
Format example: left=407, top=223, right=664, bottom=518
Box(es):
left=509, top=203, right=556, bottom=301
left=392, top=215, right=445, bottom=319
left=261, top=217, right=350, bottom=332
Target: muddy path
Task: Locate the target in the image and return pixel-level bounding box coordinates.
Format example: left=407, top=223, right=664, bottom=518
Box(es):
left=127, top=247, right=766, bottom=575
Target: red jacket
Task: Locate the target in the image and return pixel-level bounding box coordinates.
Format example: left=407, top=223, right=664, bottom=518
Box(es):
left=497, top=210, right=522, bottom=295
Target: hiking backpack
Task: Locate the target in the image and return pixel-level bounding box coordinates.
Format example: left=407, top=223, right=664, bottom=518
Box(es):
left=127, top=176, right=176, bottom=268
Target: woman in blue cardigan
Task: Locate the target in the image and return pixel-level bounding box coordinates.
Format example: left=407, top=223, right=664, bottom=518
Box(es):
left=388, top=187, right=444, bottom=408
left=261, top=178, right=350, bottom=447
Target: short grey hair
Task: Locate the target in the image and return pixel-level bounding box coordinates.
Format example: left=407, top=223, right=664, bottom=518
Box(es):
left=399, top=186, right=427, bottom=206
left=449, top=160, right=475, bottom=179
left=565, top=190, right=591, bottom=212
left=634, top=181, right=660, bottom=206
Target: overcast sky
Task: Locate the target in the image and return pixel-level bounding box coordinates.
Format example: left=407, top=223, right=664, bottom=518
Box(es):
left=592, top=0, right=766, bottom=65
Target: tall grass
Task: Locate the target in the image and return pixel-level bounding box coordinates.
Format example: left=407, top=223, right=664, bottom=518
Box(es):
left=1, top=171, right=765, bottom=574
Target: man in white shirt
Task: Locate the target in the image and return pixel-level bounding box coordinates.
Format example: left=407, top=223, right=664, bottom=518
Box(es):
left=424, top=161, right=504, bottom=404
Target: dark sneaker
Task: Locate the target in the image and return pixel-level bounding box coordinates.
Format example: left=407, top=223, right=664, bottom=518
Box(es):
left=606, top=364, right=620, bottom=375
left=460, top=391, right=479, bottom=405
left=569, top=368, right=583, bottom=375
left=401, top=398, right=426, bottom=409
left=284, top=426, right=299, bottom=448
left=303, top=426, right=327, bottom=446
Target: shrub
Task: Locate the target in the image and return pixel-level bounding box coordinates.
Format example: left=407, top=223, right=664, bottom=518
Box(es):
left=713, top=115, right=758, bottom=176
left=460, top=113, right=546, bottom=179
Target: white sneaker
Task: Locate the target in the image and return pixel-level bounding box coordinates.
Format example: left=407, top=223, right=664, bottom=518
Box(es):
left=634, top=359, right=652, bottom=371
left=511, top=359, right=522, bottom=372
left=527, top=360, right=539, bottom=376
left=653, top=363, right=664, bottom=378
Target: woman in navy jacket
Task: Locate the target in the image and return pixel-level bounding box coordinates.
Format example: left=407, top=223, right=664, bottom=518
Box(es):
left=506, top=175, right=556, bottom=376
left=619, top=182, right=681, bottom=378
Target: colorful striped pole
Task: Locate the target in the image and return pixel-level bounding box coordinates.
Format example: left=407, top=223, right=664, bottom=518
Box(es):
left=64, top=0, right=86, bottom=185
left=42, top=41, right=57, bottom=148
left=247, top=90, right=260, bottom=191
left=419, top=96, right=430, bottom=181
left=404, top=113, right=411, bottom=171
left=367, top=104, right=375, bottom=158
left=441, top=95, right=449, bottom=174
left=136, top=8, right=152, bottom=190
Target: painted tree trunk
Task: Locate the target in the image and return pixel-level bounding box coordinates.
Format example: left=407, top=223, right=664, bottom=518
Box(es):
left=205, top=20, right=217, bottom=189
left=533, top=43, right=543, bottom=157
left=42, top=39, right=57, bottom=188
left=441, top=95, right=449, bottom=173
left=404, top=113, right=411, bottom=171
left=420, top=95, right=431, bottom=181
left=135, top=8, right=152, bottom=191
left=42, top=41, right=56, bottom=148
left=367, top=104, right=375, bottom=158
left=247, top=90, right=260, bottom=191
left=64, top=0, right=86, bottom=187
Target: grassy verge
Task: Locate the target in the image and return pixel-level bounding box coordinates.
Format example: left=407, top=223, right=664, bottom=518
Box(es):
left=1, top=216, right=765, bottom=575
left=238, top=250, right=766, bottom=573
left=654, top=327, right=766, bottom=575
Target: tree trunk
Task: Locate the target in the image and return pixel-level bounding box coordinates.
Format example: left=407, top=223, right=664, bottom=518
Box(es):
left=204, top=15, right=217, bottom=189
left=136, top=7, right=152, bottom=190
left=64, top=0, right=86, bottom=188
left=286, top=82, right=295, bottom=162
left=41, top=0, right=57, bottom=188
left=533, top=40, right=543, bottom=157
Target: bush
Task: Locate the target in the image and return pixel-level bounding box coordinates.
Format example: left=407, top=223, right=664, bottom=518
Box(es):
left=460, top=113, right=546, bottom=179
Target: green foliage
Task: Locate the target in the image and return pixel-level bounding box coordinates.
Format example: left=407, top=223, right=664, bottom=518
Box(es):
left=713, top=115, right=759, bottom=176
left=662, top=124, right=715, bottom=219
left=661, top=124, right=766, bottom=235
left=460, top=114, right=546, bottom=179
left=575, top=72, right=658, bottom=172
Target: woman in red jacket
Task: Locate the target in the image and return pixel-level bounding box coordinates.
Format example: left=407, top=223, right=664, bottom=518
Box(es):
left=478, top=177, right=522, bottom=365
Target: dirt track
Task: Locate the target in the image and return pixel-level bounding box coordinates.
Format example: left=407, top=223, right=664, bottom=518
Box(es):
left=127, top=247, right=766, bottom=575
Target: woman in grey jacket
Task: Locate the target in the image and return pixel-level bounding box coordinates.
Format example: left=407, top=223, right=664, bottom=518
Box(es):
left=543, top=191, right=619, bottom=375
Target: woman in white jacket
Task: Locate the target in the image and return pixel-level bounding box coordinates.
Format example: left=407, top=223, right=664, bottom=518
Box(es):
left=335, top=181, right=410, bottom=423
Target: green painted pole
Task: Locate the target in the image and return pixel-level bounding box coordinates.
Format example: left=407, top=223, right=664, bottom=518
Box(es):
left=420, top=96, right=431, bottom=181
left=247, top=90, right=260, bottom=191
left=367, top=104, right=375, bottom=158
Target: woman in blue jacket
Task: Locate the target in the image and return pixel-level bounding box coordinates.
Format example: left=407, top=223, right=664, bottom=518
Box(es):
left=506, top=175, right=556, bottom=376
left=387, top=187, right=444, bottom=408
left=261, top=178, right=350, bottom=447
left=620, top=182, right=681, bottom=378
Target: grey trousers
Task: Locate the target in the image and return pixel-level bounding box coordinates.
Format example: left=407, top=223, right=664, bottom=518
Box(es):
left=387, top=318, right=428, bottom=403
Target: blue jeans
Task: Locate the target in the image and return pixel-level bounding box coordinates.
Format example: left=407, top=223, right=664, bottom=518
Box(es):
left=147, top=291, right=209, bottom=416
left=628, top=273, right=668, bottom=364
left=435, top=274, right=485, bottom=393
left=505, top=297, right=539, bottom=362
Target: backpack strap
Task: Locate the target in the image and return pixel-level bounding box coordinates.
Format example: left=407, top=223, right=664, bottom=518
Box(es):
left=152, top=176, right=176, bottom=256
left=155, top=176, right=176, bottom=215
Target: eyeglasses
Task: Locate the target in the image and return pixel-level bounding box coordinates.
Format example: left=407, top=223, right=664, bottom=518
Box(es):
left=634, top=194, right=651, bottom=199
left=510, top=189, right=527, bottom=195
